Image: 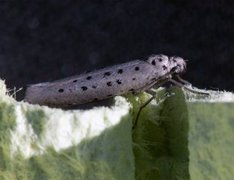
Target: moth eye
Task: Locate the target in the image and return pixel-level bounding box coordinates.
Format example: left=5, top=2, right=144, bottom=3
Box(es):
left=170, top=67, right=176, bottom=72
left=151, top=60, right=156, bottom=65
left=177, top=64, right=181, bottom=69
left=158, top=58, right=163, bottom=62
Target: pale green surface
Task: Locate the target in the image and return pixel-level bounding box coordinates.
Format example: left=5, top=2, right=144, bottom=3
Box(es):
left=128, top=87, right=189, bottom=180
left=0, top=79, right=234, bottom=180
left=129, top=87, right=234, bottom=180
left=0, top=80, right=134, bottom=180
left=188, top=103, right=234, bottom=180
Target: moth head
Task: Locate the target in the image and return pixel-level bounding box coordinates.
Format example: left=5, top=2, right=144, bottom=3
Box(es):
left=169, top=56, right=187, bottom=74
left=146, top=54, right=170, bottom=71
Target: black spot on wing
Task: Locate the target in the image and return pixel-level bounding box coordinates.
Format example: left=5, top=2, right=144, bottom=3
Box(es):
left=58, top=89, right=64, bottom=93
left=107, top=82, right=112, bottom=86
left=116, top=79, right=122, bottom=84
left=81, top=86, right=88, bottom=91
left=104, top=72, right=111, bottom=77
left=117, top=69, right=123, bottom=74
left=86, top=76, right=92, bottom=80
left=162, top=65, right=167, bottom=70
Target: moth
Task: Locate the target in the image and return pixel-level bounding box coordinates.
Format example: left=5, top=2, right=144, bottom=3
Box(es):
left=24, top=54, right=208, bottom=128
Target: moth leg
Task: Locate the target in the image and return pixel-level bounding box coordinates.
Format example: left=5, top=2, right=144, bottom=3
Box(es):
left=132, top=78, right=172, bottom=129
left=132, top=89, right=156, bottom=130
left=169, top=79, right=209, bottom=95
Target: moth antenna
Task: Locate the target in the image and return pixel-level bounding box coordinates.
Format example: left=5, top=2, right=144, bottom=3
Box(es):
left=175, top=75, right=191, bottom=86
left=169, top=79, right=210, bottom=96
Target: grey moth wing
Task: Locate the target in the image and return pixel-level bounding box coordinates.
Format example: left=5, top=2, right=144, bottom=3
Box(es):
left=25, top=60, right=164, bottom=107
